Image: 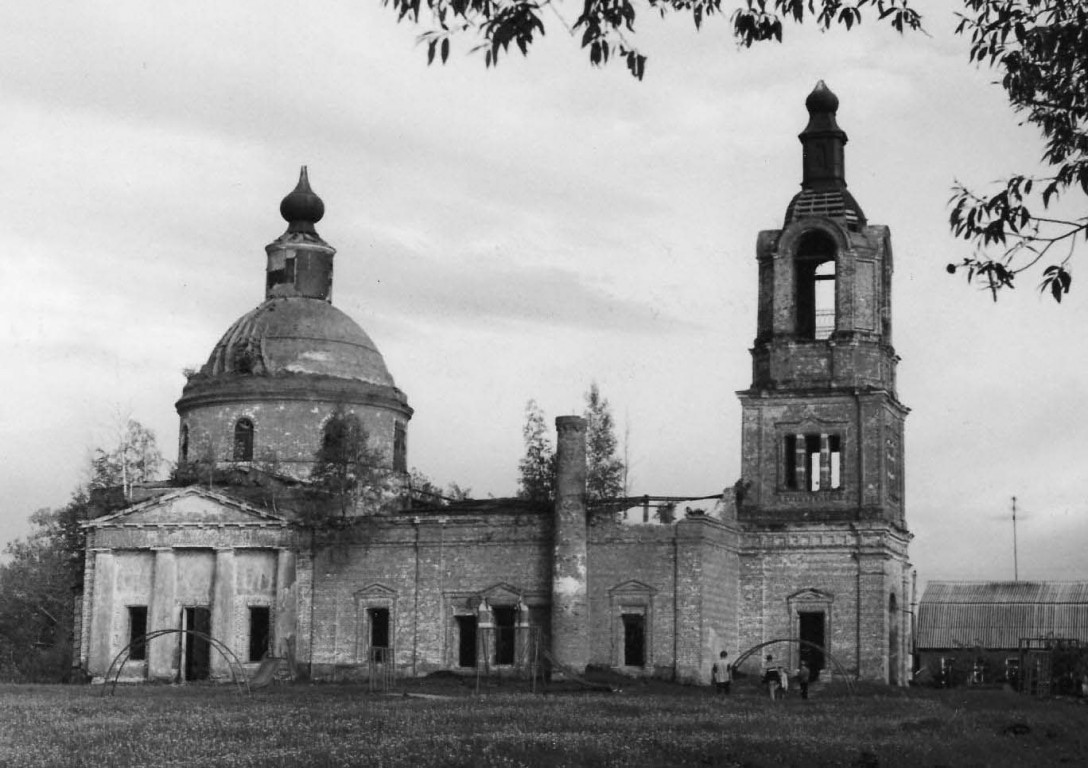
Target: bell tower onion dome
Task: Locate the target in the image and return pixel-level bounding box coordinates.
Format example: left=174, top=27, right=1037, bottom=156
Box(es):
left=176, top=168, right=412, bottom=482
left=785, top=80, right=866, bottom=229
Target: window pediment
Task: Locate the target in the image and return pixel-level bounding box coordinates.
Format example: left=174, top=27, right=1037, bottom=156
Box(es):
left=479, top=582, right=523, bottom=606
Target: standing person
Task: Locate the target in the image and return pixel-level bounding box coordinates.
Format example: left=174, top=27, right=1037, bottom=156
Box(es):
left=712, top=651, right=732, bottom=695
left=798, top=661, right=811, bottom=700
left=763, top=654, right=780, bottom=701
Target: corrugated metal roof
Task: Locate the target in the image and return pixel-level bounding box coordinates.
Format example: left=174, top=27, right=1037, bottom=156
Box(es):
left=916, top=581, right=1088, bottom=650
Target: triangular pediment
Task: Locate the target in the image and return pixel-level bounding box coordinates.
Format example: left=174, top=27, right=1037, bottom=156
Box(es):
left=88, top=487, right=288, bottom=527
left=355, top=583, right=397, bottom=600
left=479, top=582, right=523, bottom=605
left=788, top=588, right=834, bottom=604
left=609, top=579, right=656, bottom=596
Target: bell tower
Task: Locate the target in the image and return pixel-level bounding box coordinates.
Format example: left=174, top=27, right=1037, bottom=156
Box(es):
left=741, top=81, right=905, bottom=525
left=736, top=83, right=912, bottom=685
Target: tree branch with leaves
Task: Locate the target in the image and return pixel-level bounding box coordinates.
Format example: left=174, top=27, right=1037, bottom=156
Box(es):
left=386, top=0, right=920, bottom=80
left=946, top=0, right=1087, bottom=302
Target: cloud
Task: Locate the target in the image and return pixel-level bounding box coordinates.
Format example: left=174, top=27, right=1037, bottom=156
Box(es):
left=357, top=236, right=695, bottom=334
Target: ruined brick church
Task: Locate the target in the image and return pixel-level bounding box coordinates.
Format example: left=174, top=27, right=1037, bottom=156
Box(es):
left=77, top=83, right=913, bottom=686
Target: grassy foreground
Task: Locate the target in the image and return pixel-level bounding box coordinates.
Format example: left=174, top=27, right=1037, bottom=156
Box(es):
left=1, top=678, right=1086, bottom=767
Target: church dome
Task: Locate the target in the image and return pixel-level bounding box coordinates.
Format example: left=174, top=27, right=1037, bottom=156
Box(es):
left=176, top=169, right=411, bottom=483
left=199, top=297, right=397, bottom=387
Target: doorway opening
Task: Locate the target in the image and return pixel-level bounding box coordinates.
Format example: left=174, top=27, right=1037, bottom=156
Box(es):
left=457, top=615, right=478, bottom=668
left=493, top=606, right=516, bottom=665
left=248, top=606, right=270, bottom=662
left=182, top=607, right=212, bottom=681
left=622, top=613, right=646, bottom=667
left=798, top=611, right=826, bottom=680
left=369, top=607, right=390, bottom=663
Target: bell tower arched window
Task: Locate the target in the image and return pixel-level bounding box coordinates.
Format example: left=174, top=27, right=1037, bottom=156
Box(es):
left=180, top=424, right=190, bottom=463
left=795, top=231, right=837, bottom=340
left=233, top=418, right=254, bottom=461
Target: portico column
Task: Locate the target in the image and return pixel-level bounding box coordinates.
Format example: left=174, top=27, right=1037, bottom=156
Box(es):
left=148, top=547, right=177, bottom=680
left=210, top=547, right=236, bottom=678
left=274, top=548, right=297, bottom=659
left=88, top=549, right=116, bottom=678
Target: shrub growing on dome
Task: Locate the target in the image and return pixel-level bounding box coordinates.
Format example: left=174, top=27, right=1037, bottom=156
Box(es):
left=309, top=409, right=386, bottom=518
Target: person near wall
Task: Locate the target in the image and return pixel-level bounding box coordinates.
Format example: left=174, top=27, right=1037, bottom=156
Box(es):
left=797, top=661, right=811, bottom=700
left=763, top=654, right=781, bottom=700
left=712, top=651, right=732, bottom=695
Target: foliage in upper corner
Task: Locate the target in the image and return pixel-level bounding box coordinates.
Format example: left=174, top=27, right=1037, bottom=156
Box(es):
left=946, top=0, right=1087, bottom=302
left=384, top=0, right=920, bottom=80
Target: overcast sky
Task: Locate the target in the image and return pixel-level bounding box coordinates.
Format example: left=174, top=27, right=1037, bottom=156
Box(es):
left=2, top=0, right=1085, bottom=587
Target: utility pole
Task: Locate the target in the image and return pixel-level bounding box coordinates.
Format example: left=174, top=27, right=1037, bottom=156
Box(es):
left=1012, top=496, right=1019, bottom=582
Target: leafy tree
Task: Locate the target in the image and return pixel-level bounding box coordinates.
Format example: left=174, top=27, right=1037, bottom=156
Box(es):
left=583, top=383, right=626, bottom=503
left=0, top=508, right=77, bottom=682
left=90, top=418, right=164, bottom=498
left=517, top=386, right=627, bottom=506
left=409, top=468, right=473, bottom=504
left=386, top=0, right=920, bottom=79
left=517, top=399, right=557, bottom=502
left=946, top=0, right=1086, bottom=302
left=309, top=410, right=386, bottom=517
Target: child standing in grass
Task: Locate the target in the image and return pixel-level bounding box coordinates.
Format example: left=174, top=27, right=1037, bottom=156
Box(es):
left=798, top=661, right=811, bottom=700
left=712, top=651, right=731, bottom=695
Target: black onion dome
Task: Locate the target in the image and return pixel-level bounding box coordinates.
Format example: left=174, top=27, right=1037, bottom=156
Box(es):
left=279, top=166, right=325, bottom=234
left=805, top=80, right=839, bottom=115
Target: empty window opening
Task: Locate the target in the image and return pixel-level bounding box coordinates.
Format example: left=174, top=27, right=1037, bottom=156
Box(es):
left=393, top=422, right=407, bottom=473
left=233, top=418, right=254, bottom=461
left=265, top=256, right=296, bottom=292
left=1005, top=657, right=1020, bottom=685
left=795, top=231, right=837, bottom=340
left=813, top=261, right=836, bottom=339
left=806, top=435, right=821, bottom=491
left=369, top=607, right=390, bottom=663
left=456, top=615, right=478, bottom=668
left=829, top=435, right=842, bottom=490
left=248, top=606, right=270, bottom=662
left=493, top=606, right=516, bottom=665
left=180, top=425, right=189, bottom=464
left=622, top=613, right=646, bottom=667
left=785, top=434, right=843, bottom=491
left=128, top=606, right=148, bottom=661
left=798, top=611, right=825, bottom=681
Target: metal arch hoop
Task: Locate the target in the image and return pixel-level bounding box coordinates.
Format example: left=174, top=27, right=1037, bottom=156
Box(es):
left=732, top=638, right=856, bottom=696
left=101, top=629, right=252, bottom=697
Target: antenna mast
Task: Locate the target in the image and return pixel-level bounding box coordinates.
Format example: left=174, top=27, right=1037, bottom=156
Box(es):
left=1012, top=496, right=1019, bottom=582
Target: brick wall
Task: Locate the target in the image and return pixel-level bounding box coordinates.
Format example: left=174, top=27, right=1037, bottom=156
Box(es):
left=736, top=523, right=910, bottom=683
left=180, top=399, right=404, bottom=480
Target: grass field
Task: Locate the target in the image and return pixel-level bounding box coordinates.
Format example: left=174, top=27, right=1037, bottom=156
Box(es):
left=1, top=677, right=1085, bottom=767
